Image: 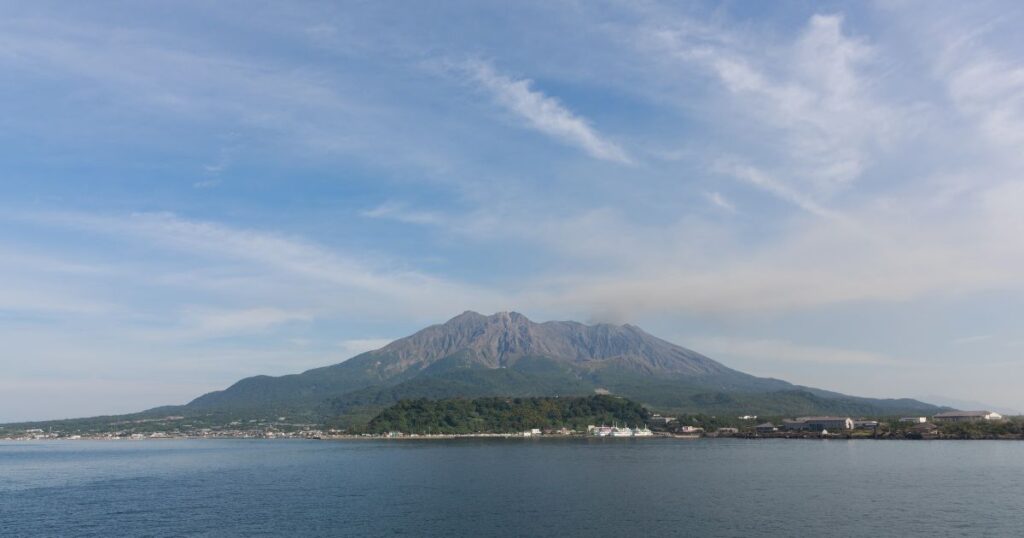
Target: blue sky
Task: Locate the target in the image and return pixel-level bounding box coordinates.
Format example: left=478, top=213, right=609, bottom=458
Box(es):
left=3, top=1, right=1024, bottom=421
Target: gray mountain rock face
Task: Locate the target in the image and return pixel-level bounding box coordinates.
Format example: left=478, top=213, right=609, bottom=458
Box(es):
left=363, top=311, right=731, bottom=377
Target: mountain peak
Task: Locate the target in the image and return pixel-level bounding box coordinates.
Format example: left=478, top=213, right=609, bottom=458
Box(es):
left=446, top=310, right=487, bottom=323
left=371, top=311, right=728, bottom=377
left=446, top=310, right=529, bottom=324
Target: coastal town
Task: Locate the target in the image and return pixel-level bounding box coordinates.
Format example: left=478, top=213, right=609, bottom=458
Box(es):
left=2, top=409, right=1017, bottom=442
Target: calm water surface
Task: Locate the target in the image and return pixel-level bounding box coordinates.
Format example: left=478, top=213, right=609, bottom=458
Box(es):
left=1, top=438, right=1022, bottom=537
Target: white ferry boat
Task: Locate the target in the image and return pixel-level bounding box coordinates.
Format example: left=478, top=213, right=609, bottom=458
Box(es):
left=632, top=425, right=653, bottom=437
left=610, top=425, right=633, bottom=437
left=589, top=423, right=654, bottom=437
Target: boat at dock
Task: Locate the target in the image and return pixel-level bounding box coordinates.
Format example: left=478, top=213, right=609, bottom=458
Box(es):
left=632, top=425, right=653, bottom=437
left=611, top=425, right=633, bottom=437
left=588, top=424, right=654, bottom=438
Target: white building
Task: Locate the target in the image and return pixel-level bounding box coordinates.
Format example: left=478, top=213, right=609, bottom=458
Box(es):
left=899, top=417, right=928, bottom=423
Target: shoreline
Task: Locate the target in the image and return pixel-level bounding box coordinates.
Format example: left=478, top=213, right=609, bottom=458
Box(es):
left=4, top=432, right=1022, bottom=442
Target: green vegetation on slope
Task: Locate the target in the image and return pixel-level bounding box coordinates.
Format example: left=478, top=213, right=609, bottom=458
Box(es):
left=931, top=419, right=1024, bottom=439
left=320, top=364, right=942, bottom=426
left=361, top=395, right=650, bottom=434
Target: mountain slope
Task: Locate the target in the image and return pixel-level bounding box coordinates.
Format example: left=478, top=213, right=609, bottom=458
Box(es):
left=183, top=311, right=940, bottom=420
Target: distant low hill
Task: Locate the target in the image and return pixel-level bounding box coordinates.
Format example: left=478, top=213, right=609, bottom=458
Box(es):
left=5, top=311, right=944, bottom=430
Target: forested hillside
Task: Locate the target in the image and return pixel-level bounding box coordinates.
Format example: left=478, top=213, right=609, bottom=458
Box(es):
left=363, top=395, right=650, bottom=434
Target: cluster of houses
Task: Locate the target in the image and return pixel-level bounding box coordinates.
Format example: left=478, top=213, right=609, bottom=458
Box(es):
left=752, top=410, right=1004, bottom=434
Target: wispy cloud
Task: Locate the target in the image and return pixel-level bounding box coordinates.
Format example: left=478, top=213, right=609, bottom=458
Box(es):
left=951, top=334, right=994, bottom=345
left=715, top=160, right=840, bottom=219
left=459, top=60, right=632, bottom=164
left=0, top=14, right=486, bottom=184
left=641, top=13, right=911, bottom=196
left=18, top=211, right=506, bottom=319
left=52, top=212, right=435, bottom=294
left=704, top=191, right=736, bottom=213
left=933, top=16, right=1024, bottom=158
left=361, top=202, right=447, bottom=226
left=0, top=286, right=112, bottom=316
left=192, top=179, right=222, bottom=189
left=181, top=307, right=314, bottom=336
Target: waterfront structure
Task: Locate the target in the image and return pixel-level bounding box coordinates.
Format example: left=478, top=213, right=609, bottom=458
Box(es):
left=933, top=411, right=1003, bottom=423
left=854, top=420, right=879, bottom=430
left=716, top=427, right=739, bottom=435
left=755, top=422, right=777, bottom=434
left=899, top=417, right=928, bottom=423
left=783, top=417, right=854, bottom=431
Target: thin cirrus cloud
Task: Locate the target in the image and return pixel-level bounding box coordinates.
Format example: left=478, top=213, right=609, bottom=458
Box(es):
left=714, top=160, right=841, bottom=220
left=360, top=202, right=447, bottom=226
left=951, top=334, right=995, bottom=345
left=641, top=13, right=909, bottom=197
left=14, top=211, right=506, bottom=320
left=458, top=59, right=632, bottom=164
left=181, top=307, right=314, bottom=336
left=703, top=191, right=736, bottom=213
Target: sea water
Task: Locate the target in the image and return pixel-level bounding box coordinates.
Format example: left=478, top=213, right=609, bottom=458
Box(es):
left=1, top=438, right=1022, bottom=537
